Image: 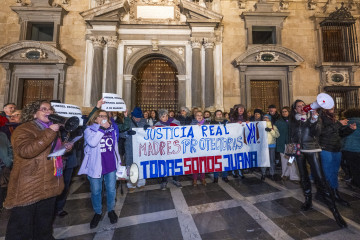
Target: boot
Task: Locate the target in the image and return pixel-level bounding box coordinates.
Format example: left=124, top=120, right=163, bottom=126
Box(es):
left=330, top=205, right=347, bottom=228
left=301, top=194, right=313, bottom=211
left=333, top=189, right=350, bottom=207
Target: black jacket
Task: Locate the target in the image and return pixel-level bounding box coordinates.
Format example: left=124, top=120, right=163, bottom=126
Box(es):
left=290, top=117, right=321, bottom=150
left=176, top=115, right=192, bottom=126
left=319, top=115, right=354, bottom=152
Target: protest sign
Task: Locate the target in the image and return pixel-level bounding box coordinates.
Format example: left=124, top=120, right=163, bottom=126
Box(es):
left=132, top=122, right=270, bottom=179
left=101, top=93, right=126, bottom=112
left=50, top=103, right=83, bottom=126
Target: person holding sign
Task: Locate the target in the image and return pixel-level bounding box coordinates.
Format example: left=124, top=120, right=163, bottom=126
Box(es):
left=154, top=109, right=183, bottom=190
left=78, top=110, right=121, bottom=229
left=191, top=111, right=209, bottom=186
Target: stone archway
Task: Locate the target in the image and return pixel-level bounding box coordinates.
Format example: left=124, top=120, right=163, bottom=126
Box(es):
left=123, top=47, right=186, bottom=110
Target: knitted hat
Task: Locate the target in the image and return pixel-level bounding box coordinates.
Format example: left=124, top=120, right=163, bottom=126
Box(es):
left=254, top=109, right=263, bottom=115
left=131, top=107, right=143, bottom=118
left=263, top=114, right=272, bottom=120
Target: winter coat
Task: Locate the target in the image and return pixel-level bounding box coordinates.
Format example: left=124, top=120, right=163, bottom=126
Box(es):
left=176, top=115, right=192, bottom=126
left=342, top=117, right=360, bottom=153
left=0, top=131, right=13, bottom=169
left=266, top=121, right=280, bottom=147
left=289, top=117, right=321, bottom=151
left=4, top=121, right=63, bottom=209
left=319, top=115, right=354, bottom=152
left=78, top=123, right=121, bottom=178
left=124, top=118, right=147, bottom=166
left=275, top=118, right=289, bottom=153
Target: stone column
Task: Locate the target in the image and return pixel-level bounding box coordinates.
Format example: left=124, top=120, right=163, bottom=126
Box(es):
left=239, top=66, right=247, bottom=108
left=191, top=38, right=202, bottom=108
left=123, top=74, right=133, bottom=110
left=204, top=38, right=215, bottom=109
left=105, top=36, right=118, bottom=93
left=90, top=36, right=105, bottom=106
left=177, top=75, right=187, bottom=108
left=1, top=63, right=12, bottom=104
left=287, top=66, right=296, bottom=106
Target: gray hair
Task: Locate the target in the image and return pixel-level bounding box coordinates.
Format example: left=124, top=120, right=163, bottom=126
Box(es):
left=158, top=109, right=168, bottom=119
left=180, top=106, right=190, bottom=114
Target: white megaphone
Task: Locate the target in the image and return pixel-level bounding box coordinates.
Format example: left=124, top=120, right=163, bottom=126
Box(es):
left=116, top=163, right=139, bottom=184
left=303, top=93, right=334, bottom=113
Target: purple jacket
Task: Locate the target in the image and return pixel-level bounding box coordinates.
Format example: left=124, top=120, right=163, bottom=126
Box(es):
left=78, top=123, right=121, bottom=178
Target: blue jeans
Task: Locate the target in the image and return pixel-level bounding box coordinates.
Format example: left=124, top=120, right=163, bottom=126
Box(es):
left=214, top=171, right=228, bottom=178
left=88, top=170, right=116, bottom=214
left=320, top=150, right=342, bottom=189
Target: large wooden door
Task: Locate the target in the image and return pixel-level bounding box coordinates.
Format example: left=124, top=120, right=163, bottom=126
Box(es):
left=250, top=80, right=280, bottom=111
left=136, top=58, right=178, bottom=112
left=22, top=79, right=54, bottom=108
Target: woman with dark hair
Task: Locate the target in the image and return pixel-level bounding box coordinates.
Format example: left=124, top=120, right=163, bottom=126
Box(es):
left=150, top=110, right=159, bottom=125
left=319, top=108, right=355, bottom=207
left=289, top=99, right=347, bottom=228
left=4, top=100, right=72, bottom=239
left=276, top=107, right=300, bottom=182
left=230, top=104, right=248, bottom=178
left=78, top=109, right=121, bottom=229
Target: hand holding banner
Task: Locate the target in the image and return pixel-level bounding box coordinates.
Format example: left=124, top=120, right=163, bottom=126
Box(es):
left=101, top=93, right=127, bottom=112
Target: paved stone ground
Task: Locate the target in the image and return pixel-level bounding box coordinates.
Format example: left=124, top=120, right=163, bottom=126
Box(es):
left=1, top=172, right=360, bottom=240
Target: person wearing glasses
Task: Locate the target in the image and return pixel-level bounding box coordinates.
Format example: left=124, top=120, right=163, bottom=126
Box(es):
left=0, top=110, right=21, bottom=141
left=78, top=109, right=121, bottom=229
left=4, top=100, right=72, bottom=240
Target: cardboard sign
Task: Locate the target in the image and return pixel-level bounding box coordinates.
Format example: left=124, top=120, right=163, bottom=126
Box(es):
left=101, top=93, right=126, bottom=112
left=132, top=122, right=270, bottom=179
left=50, top=103, right=83, bottom=126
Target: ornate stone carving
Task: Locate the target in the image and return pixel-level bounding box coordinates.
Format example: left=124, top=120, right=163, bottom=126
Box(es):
left=308, top=0, right=317, bottom=10
left=105, top=36, right=118, bottom=48
left=169, top=47, right=185, bottom=61
left=326, top=71, right=349, bottom=85
left=255, top=52, right=280, bottom=63
left=190, top=37, right=202, bottom=49
left=20, top=48, right=47, bottom=59
left=125, top=46, right=142, bottom=60
left=151, top=39, right=159, bottom=51
left=90, top=36, right=106, bottom=48
left=279, top=0, right=289, bottom=10
left=204, top=38, right=215, bottom=49
left=237, top=0, right=246, bottom=9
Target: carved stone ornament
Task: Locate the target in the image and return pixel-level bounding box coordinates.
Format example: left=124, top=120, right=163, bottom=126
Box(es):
left=20, top=49, right=47, bottom=60
left=190, top=37, right=202, bottom=49
left=308, top=0, right=317, bottom=10
left=105, top=36, right=119, bottom=48
left=152, top=39, right=159, bottom=51
left=255, top=52, right=280, bottom=63
left=237, top=0, right=246, bottom=9
left=90, top=36, right=106, bottom=48
left=125, top=46, right=142, bottom=60
left=321, top=2, right=355, bottom=23
left=326, top=71, right=349, bottom=85
left=204, top=38, right=215, bottom=49
left=169, top=47, right=185, bottom=61
left=279, top=0, right=289, bottom=10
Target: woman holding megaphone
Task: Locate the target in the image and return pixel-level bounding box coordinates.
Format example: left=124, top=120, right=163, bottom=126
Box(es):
left=289, top=99, right=347, bottom=228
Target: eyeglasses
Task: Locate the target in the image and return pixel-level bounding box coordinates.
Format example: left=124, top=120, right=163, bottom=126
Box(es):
left=282, top=110, right=288, bottom=113
left=97, top=115, right=108, bottom=118
left=38, top=107, right=52, bottom=112
left=10, top=114, right=20, bottom=118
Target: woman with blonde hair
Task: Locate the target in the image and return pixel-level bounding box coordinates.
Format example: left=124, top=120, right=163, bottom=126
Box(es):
left=78, top=109, right=121, bottom=229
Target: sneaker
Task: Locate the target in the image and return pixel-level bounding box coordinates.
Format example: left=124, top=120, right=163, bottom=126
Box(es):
left=222, top=177, right=230, bottom=183
left=90, top=213, right=102, bottom=229
left=160, top=182, right=167, bottom=190
left=108, top=210, right=118, bottom=224
left=172, top=180, right=182, bottom=188
left=128, top=188, right=136, bottom=193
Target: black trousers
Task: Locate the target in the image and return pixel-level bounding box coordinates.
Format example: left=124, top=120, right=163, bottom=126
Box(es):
left=296, top=152, right=331, bottom=197
left=6, top=197, right=56, bottom=240
left=343, top=151, right=360, bottom=187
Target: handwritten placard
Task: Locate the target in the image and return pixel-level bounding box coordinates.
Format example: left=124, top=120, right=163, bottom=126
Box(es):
left=132, top=122, right=270, bottom=179
left=51, top=103, right=83, bottom=126
left=101, top=93, right=126, bottom=112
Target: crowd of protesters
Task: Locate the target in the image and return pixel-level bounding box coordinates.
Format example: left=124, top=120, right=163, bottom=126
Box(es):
left=0, top=97, right=360, bottom=238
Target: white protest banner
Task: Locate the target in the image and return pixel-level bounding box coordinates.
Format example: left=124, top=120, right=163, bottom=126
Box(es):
left=132, top=122, right=270, bottom=179
left=102, top=93, right=126, bottom=112
left=50, top=103, right=83, bottom=126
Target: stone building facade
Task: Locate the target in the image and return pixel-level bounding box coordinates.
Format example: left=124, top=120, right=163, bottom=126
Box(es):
left=0, top=0, right=359, bottom=113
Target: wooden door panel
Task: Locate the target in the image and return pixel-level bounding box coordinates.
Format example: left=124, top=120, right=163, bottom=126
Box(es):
left=22, top=79, right=54, bottom=108
left=250, top=80, right=280, bottom=112
left=136, top=59, right=178, bottom=112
